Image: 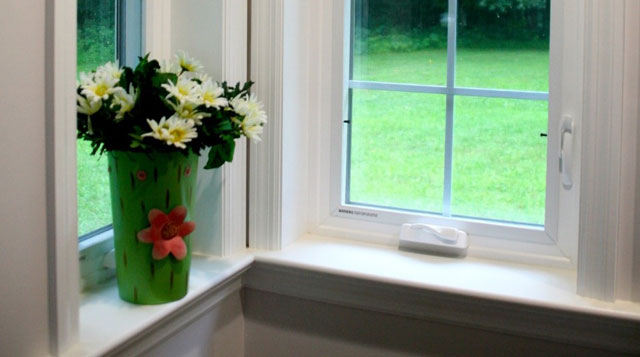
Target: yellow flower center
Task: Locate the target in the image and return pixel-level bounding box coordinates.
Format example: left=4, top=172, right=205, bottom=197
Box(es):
left=170, top=128, right=189, bottom=142
left=95, top=83, right=109, bottom=97
left=203, top=92, right=214, bottom=103
left=178, top=86, right=190, bottom=97
left=180, top=60, right=195, bottom=72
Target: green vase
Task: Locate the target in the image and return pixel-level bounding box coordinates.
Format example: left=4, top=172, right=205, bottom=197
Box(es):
left=107, top=150, right=198, bottom=304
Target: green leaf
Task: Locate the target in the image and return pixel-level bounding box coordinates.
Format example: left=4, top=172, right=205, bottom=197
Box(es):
left=204, top=139, right=236, bottom=169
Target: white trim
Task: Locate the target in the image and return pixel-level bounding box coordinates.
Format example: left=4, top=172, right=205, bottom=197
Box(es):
left=244, top=261, right=640, bottom=354
left=547, top=0, right=585, bottom=271
left=246, top=236, right=640, bottom=352
left=221, top=0, right=249, bottom=255
left=248, top=0, right=284, bottom=250
left=166, top=0, right=248, bottom=257
left=282, top=0, right=580, bottom=267
left=45, top=0, right=79, bottom=354
left=633, top=0, right=640, bottom=302
left=99, top=275, right=243, bottom=356
left=142, top=0, right=172, bottom=60
left=68, top=255, right=253, bottom=356
left=619, top=0, right=640, bottom=302
left=576, top=0, right=638, bottom=302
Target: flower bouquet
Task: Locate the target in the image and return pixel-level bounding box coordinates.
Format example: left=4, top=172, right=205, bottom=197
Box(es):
left=77, top=52, right=266, bottom=304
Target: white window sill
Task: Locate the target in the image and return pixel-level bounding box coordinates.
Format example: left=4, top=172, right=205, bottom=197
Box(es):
left=245, top=235, right=640, bottom=353
left=63, top=254, right=254, bottom=357
left=250, top=235, right=640, bottom=320
left=64, top=235, right=640, bottom=355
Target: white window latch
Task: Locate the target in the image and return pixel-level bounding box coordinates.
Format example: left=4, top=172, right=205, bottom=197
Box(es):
left=559, top=115, right=574, bottom=190
left=399, top=223, right=468, bottom=258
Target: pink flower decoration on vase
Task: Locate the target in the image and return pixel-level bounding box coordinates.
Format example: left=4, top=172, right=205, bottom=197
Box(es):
left=137, top=206, right=196, bottom=260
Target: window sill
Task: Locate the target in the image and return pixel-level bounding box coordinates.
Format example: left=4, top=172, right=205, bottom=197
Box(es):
left=245, top=235, right=640, bottom=353
left=63, top=236, right=640, bottom=355
left=63, top=253, right=254, bottom=357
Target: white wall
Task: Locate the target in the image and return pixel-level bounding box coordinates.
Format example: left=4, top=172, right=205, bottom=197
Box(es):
left=140, top=292, right=244, bottom=357
left=243, top=289, right=628, bottom=357
left=0, top=0, right=51, bottom=356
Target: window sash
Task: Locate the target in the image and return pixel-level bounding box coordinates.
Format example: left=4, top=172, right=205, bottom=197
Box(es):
left=344, top=0, right=552, bottom=232
left=78, top=0, right=142, bottom=241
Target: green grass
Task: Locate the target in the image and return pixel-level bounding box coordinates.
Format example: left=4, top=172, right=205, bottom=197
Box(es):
left=76, top=46, right=549, bottom=234
left=350, top=48, right=549, bottom=224
left=77, top=140, right=112, bottom=235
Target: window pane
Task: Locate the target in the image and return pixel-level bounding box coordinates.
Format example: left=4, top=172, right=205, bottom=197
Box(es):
left=451, top=97, right=547, bottom=225
left=456, top=1, right=550, bottom=91
left=77, top=0, right=116, bottom=236
left=349, top=90, right=446, bottom=213
left=352, top=0, right=448, bottom=86
left=77, top=0, right=116, bottom=74
left=77, top=141, right=113, bottom=235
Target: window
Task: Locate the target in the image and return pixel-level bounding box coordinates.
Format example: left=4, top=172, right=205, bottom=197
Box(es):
left=336, top=0, right=567, bottom=247
left=77, top=0, right=142, bottom=238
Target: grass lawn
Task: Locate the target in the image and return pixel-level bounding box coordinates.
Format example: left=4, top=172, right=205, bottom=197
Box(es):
left=349, top=48, right=548, bottom=225
left=77, top=140, right=112, bottom=235
left=77, top=47, right=549, bottom=235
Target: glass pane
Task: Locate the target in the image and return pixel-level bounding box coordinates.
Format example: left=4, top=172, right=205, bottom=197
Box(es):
left=77, top=0, right=116, bottom=74
left=456, top=1, right=550, bottom=91
left=77, top=141, right=113, bottom=235
left=452, top=97, right=547, bottom=225
left=77, top=0, right=116, bottom=236
left=352, top=0, right=448, bottom=86
left=349, top=89, right=446, bottom=213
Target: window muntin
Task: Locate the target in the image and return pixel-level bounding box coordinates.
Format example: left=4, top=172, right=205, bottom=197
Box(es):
left=345, top=0, right=550, bottom=227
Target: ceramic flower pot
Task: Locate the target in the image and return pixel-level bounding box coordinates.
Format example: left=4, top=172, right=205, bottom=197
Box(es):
left=107, top=150, right=198, bottom=304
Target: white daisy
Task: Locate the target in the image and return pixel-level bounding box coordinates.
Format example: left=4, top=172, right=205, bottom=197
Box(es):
left=111, top=84, right=137, bottom=120
left=175, top=50, right=203, bottom=73
left=185, top=71, right=211, bottom=83
left=96, top=61, right=123, bottom=82
left=78, top=72, right=94, bottom=87
left=141, top=116, right=171, bottom=142
left=198, top=80, right=228, bottom=109
left=80, top=73, right=120, bottom=104
left=161, top=76, right=200, bottom=104
left=77, top=94, right=101, bottom=116
left=169, top=101, right=210, bottom=125
left=159, top=60, right=182, bottom=75
left=164, top=116, right=198, bottom=149
left=141, top=115, right=198, bottom=149
left=231, top=94, right=267, bottom=142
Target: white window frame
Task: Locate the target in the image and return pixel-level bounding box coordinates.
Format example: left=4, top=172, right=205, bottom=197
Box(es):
left=315, top=0, right=581, bottom=267
left=249, top=0, right=639, bottom=299
left=344, top=0, right=549, bottom=224
left=247, top=0, right=585, bottom=268
left=77, top=1, right=143, bottom=285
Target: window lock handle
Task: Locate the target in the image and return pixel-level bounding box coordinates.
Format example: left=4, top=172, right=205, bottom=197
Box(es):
left=559, top=115, right=574, bottom=190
